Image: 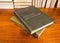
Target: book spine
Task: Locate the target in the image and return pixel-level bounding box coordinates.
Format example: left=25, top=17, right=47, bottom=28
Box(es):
left=0, top=2, right=13, bottom=5
left=57, top=0, right=60, bottom=8
left=0, top=0, right=12, bottom=2
left=40, top=0, right=43, bottom=8
left=14, top=0, right=32, bottom=2
left=14, top=5, right=29, bottom=8
left=42, top=0, right=46, bottom=8
left=46, top=0, right=52, bottom=8
left=32, top=0, right=35, bottom=6
left=32, top=0, right=43, bottom=8
left=35, top=0, right=38, bottom=7
left=50, top=0, right=57, bottom=8
left=14, top=2, right=32, bottom=6
left=32, top=0, right=36, bottom=7
left=14, top=0, right=32, bottom=8
left=37, top=0, right=40, bottom=8
left=0, top=4, right=13, bottom=9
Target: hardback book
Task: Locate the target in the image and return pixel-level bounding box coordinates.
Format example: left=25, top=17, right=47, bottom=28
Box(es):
left=37, top=0, right=43, bottom=8
left=46, top=0, right=52, bottom=8
left=42, top=0, right=47, bottom=8
left=0, top=1, right=13, bottom=5
left=57, top=0, right=60, bottom=8
left=39, top=0, right=43, bottom=8
left=10, top=16, right=28, bottom=32
left=10, top=15, right=46, bottom=38
left=14, top=6, right=54, bottom=34
left=32, top=0, right=42, bottom=8
left=0, top=4, right=13, bottom=9
left=34, top=0, right=38, bottom=7
left=0, top=0, right=12, bottom=1
left=14, top=5, right=30, bottom=8
left=0, top=1, right=13, bottom=9
left=33, top=28, right=45, bottom=38
left=14, top=2, right=32, bottom=8
left=14, top=0, right=32, bottom=8
left=50, top=0, right=57, bottom=8
left=14, top=2, right=32, bottom=6
left=32, top=0, right=35, bottom=6
left=14, top=0, right=32, bottom=2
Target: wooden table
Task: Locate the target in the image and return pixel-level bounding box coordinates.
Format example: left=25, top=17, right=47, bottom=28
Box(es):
left=0, top=8, right=60, bottom=43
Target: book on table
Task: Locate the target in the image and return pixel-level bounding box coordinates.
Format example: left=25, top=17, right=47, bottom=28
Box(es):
left=14, top=6, right=54, bottom=34
left=10, top=15, right=47, bottom=38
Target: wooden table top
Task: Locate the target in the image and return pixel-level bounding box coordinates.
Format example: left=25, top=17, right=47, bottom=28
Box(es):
left=0, top=8, right=60, bottom=43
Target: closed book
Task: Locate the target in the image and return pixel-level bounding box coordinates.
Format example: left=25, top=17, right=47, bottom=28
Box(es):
left=0, top=1, right=13, bottom=9
left=14, top=2, right=32, bottom=6
left=0, top=4, right=13, bottom=9
left=14, top=0, right=32, bottom=2
left=14, top=5, right=29, bottom=8
left=0, top=0, right=12, bottom=1
left=46, top=0, right=52, bottom=8
left=35, top=0, right=42, bottom=8
left=38, top=0, right=42, bottom=8
left=33, top=0, right=42, bottom=8
left=0, top=1, right=13, bottom=5
left=10, top=16, right=28, bottom=32
left=14, top=6, right=54, bottom=34
left=42, top=0, right=46, bottom=8
left=57, top=0, right=60, bottom=8
left=34, top=0, right=38, bottom=7
left=10, top=16, right=46, bottom=38
left=33, top=28, right=45, bottom=38
left=50, top=0, right=57, bottom=8
left=32, top=0, right=35, bottom=6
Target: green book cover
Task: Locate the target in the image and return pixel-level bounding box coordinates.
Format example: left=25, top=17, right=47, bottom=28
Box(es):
left=10, top=16, right=46, bottom=38
left=14, top=6, right=54, bottom=34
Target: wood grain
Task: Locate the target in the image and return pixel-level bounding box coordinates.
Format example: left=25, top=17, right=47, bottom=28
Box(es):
left=0, top=8, right=60, bottom=43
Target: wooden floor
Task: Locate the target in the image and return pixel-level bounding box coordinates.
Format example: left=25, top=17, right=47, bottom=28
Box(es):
left=0, top=8, right=60, bottom=43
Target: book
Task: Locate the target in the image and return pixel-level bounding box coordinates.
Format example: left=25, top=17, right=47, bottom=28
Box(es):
left=0, top=0, right=12, bottom=1
left=14, top=6, right=54, bottom=34
left=14, top=0, right=32, bottom=2
left=0, top=4, right=13, bottom=9
left=32, top=0, right=43, bottom=8
left=34, top=0, right=38, bottom=7
left=0, top=1, right=13, bottom=5
left=57, top=0, right=60, bottom=8
left=33, top=28, right=45, bottom=38
left=46, top=0, right=52, bottom=8
left=38, top=0, right=43, bottom=8
left=0, top=0, right=13, bottom=9
left=14, top=2, right=32, bottom=6
left=10, top=16, right=28, bottom=31
left=50, top=0, right=57, bottom=8
left=10, top=15, right=46, bottom=38
left=14, top=2, right=32, bottom=8
left=32, top=0, right=35, bottom=6
left=42, top=0, right=47, bottom=8
left=14, top=0, right=32, bottom=8
left=14, top=5, right=29, bottom=8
